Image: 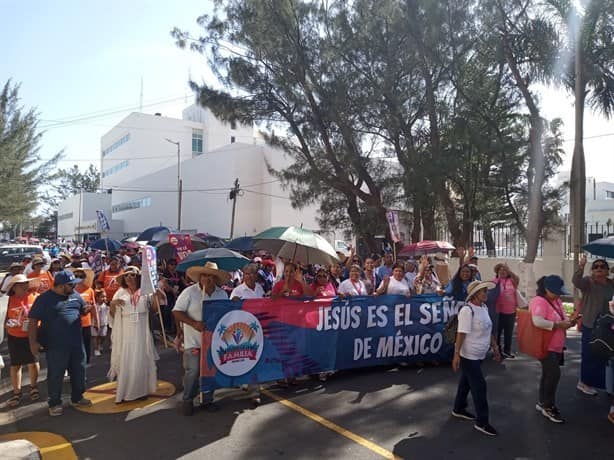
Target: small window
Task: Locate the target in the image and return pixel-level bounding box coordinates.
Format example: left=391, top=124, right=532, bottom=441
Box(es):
left=230, top=120, right=237, bottom=130
left=606, top=190, right=614, bottom=199
left=192, top=129, right=203, bottom=154
left=231, top=136, right=236, bottom=144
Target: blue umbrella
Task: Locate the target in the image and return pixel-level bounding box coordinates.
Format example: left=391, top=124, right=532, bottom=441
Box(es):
left=177, top=248, right=250, bottom=272
left=136, top=226, right=173, bottom=244
left=225, top=236, right=254, bottom=252
left=90, top=238, right=121, bottom=251
left=583, top=236, right=614, bottom=259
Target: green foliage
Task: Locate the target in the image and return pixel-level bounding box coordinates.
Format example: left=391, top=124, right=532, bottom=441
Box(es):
left=42, top=163, right=101, bottom=212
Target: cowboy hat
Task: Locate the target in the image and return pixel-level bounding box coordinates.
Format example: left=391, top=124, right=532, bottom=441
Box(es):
left=31, top=257, right=45, bottom=267
left=67, top=267, right=95, bottom=289
left=186, top=262, right=230, bottom=284
left=5, top=274, right=40, bottom=295
left=466, top=280, right=496, bottom=301
left=114, top=266, right=141, bottom=285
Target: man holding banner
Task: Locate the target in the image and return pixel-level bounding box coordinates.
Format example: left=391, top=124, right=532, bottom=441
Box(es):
left=173, top=262, right=229, bottom=416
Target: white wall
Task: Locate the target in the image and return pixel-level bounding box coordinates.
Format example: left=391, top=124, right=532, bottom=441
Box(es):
left=57, top=192, right=115, bottom=240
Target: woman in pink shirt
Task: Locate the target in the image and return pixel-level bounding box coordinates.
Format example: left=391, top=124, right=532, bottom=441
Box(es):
left=530, top=275, right=577, bottom=424
left=493, top=264, right=520, bottom=359
left=310, top=267, right=337, bottom=297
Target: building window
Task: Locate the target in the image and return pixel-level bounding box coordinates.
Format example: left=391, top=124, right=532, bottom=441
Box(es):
left=102, top=160, right=129, bottom=178
left=192, top=129, right=203, bottom=154
left=606, top=191, right=614, bottom=199
left=112, top=196, right=152, bottom=214
left=102, top=133, right=130, bottom=157
left=231, top=136, right=236, bottom=143
left=230, top=120, right=237, bottom=130
left=58, top=212, right=73, bottom=221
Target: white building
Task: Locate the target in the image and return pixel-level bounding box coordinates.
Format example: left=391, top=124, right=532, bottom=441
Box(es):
left=58, top=105, right=320, bottom=241
left=557, top=171, right=614, bottom=224
left=100, top=105, right=254, bottom=188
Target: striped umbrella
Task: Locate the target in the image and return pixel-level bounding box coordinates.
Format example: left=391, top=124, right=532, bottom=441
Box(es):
left=253, top=226, right=339, bottom=265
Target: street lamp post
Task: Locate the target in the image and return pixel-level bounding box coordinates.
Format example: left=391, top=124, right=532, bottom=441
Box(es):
left=165, top=138, right=182, bottom=231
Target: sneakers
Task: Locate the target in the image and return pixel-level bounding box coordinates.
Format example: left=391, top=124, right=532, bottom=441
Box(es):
left=200, top=401, right=220, bottom=413
left=535, top=402, right=543, bottom=412
left=181, top=400, right=194, bottom=416
left=49, top=405, right=63, bottom=416
left=474, top=423, right=498, bottom=436
left=541, top=406, right=564, bottom=423
left=577, top=382, right=598, bottom=396
left=501, top=352, right=516, bottom=359
left=94, top=349, right=102, bottom=357
left=451, top=409, right=476, bottom=421
left=70, top=398, right=93, bottom=408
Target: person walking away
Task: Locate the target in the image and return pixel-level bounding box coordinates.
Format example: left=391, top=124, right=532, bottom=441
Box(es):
left=27, top=257, right=54, bottom=294
left=530, top=275, right=576, bottom=423
left=108, top=267, right=160, bottom=403
left=92, top=289, right=109, bottom=356
left=452, top=280, right=501, bottom=436
left=230, top=263, right=265, bottom=404
left=573, top=255, right=614, bottom=395
left=4, top=275, right=40, bottom=407
left=173, top=262, right=229, bottom=415
left=71, top=268, right=96, bottom=364
left=28, top=271, right=92, bottom=416
left=492, top=263, right=520, bottom=359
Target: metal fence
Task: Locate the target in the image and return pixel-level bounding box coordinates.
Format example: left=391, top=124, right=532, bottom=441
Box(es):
left=564, top=222, right=614, bottom=258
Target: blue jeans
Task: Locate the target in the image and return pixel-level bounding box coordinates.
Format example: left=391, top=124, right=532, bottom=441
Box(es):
left=46, top=346, right=86, bottom=407
left=183, top=349, right=212, bottom=403
left=453, top=357, right=489, bottom=425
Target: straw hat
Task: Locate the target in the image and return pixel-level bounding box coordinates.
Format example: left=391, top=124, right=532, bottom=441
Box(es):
left=67, top=267, right=95, bottom=289
left=114, top=266, right=141, bottom=285
left=5, top=274, right=40, bottom=295
left=186, top=262, right=230, bottom=284
left=465, top=280, right=496, bottom=301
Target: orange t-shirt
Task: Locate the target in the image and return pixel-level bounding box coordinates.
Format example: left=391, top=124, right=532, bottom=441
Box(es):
left=98, top=269, right=123, bottom=302
left=5, top=293, right=38, bottom=338
left=77, top=287, right=95, bottom=327
left=27, top=271, right=54, bottom=294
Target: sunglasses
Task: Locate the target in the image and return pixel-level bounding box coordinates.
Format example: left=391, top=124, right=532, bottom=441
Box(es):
left=125, top=273, right=137, bottom=278
left=317, top=274, right=328, bottom=278
left=593, top=264, right=608, bottom=269
left=75, top=274, right=86, bottom=279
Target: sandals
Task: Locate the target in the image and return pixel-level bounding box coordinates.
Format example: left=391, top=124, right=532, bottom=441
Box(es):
left=7, top=393, right=22, bottom=408
left=30, top=386, right=40, bottom=401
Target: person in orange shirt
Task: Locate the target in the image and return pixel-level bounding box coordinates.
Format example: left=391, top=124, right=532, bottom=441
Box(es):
left=27, top=257, right=54, bottom=294
left=70, top=268, right=95, bottom=364
left=4, top=275, right=40, bottom=407
left=96, top=256, right=123, bottom=303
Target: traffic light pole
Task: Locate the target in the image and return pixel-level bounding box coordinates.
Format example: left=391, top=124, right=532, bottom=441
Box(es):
left=229, top=178, right=240, bottom=239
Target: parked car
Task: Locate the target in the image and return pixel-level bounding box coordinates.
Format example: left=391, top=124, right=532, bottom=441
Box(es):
left=0, top=245, right=45, bottom=271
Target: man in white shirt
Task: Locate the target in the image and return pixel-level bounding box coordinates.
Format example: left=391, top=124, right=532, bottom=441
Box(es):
left=173, top=262, right=228, bottom=416
left=230, top=264, right=265, bottom=300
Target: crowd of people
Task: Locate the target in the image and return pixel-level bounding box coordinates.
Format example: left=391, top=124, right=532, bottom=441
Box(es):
left=1, top=241, right=613, bottom=437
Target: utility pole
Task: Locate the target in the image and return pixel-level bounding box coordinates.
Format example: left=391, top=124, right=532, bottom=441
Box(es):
left=76, top=189, right=83, bottom=243
left=229, top=178, right=240, bottom=239
left=165, top=138, right=181, bottom=231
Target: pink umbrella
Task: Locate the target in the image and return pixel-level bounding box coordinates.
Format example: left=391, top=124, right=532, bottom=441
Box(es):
left=398, top=240, right=455, bottom=257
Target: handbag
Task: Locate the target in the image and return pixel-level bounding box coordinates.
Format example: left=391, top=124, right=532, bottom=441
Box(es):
left=589, top=313, right=614, bottom=359
left=517, top=300, right=564, bottom=360
left=515, top=289, right=528, bottom=308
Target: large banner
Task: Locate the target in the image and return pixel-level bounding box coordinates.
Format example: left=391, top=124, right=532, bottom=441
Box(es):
left=141, top=245, right=158, bottom=295
left=168, top=233, right=193, bottom=262
left=200, top=294, right=464, bottom=392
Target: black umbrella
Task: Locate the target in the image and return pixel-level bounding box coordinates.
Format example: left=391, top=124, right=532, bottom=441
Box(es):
left=136, top=226, right=173, bottom=245
left=225, top=236, right=254, bottom=252
left=583, top=236, right=614, bottom=259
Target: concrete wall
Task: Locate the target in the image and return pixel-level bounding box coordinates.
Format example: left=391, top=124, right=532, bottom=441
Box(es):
left=57, top=192, right=115, bottom=240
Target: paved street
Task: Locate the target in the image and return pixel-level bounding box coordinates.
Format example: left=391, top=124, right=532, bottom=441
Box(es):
left=0, top=326, right=612, bottom=459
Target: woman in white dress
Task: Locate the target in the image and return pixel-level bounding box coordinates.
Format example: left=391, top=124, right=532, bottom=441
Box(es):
left=108, top=266, right=159, bottom=403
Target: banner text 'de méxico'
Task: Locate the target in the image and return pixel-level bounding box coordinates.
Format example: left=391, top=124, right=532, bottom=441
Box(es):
left=200, top=294, right=464, bottom=392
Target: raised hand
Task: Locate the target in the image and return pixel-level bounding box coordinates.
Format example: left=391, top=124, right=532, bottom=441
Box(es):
left=579, top=253, right=587, bottom=268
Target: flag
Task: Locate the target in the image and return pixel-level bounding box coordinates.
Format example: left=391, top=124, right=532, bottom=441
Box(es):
left=96, top=209, right=110, bottom=232
left=386, top=210, right=401, bottom=243
left=141, top=245, right=158, bottom=295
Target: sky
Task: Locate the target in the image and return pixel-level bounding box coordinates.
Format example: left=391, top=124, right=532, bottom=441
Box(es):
left=1, top=0, right=613, bottom=183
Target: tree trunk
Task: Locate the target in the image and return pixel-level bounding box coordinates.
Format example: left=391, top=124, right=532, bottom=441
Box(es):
left=523, top=118, right=545, bottom=264
left=483, top=223, right=496, bottom=257
left=412, top=205, right=422, bottom=242
left=422, top=205, right=436, bottom=240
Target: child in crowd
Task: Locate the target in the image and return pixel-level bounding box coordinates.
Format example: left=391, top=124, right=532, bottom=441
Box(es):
left=92, top=289, right=110, bottom=356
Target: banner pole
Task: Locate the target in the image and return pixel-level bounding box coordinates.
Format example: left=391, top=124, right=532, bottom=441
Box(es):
left=152, top=293, right=168, bottom=348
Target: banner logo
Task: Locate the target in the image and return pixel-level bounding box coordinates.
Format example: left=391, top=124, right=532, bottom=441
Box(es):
left=212, top=310, right=263, bottom=376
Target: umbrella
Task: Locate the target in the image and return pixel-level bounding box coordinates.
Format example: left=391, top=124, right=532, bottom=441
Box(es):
left=253, top=226, right=339, bottom=265
left=583, top=236, right=614, bottom=259
left=136, top=226, right=173, bottom=245
left=194, top=233, right=226, bottom=248
left=122, top=241, right=140, bottom=250
left=90, top=238, right=122, bottom=251
left=177, top=248, right=250, bottom=272
left=398, top=240, right=455, bottom=257
left=225, top=236, right=255, bottom=252
left=156, top=237, right=209, bottom=262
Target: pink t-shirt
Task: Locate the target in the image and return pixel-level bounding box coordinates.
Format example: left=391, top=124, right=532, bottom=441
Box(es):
left=494, top=277, right=517, bottom=314
left=310, top=282, right=337, bottom=297
left=529, top=296, right=566, bottom=353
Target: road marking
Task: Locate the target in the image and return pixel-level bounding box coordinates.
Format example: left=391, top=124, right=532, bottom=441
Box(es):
left=0, top=431, right=78, bottom=460
left=76, top=380, right=176, bottom=414
left=261, top=389, right=402, bottom=460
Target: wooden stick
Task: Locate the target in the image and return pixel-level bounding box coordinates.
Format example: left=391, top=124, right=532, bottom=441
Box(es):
left=151, top=293, right=168, bottom=348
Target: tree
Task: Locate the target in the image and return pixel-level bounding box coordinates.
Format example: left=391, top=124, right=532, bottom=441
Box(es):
left=0, top=80, right=60, bottom=232
left=43, top=163, right=101, bottom=213
left=173, top=0, right=395, bottom=252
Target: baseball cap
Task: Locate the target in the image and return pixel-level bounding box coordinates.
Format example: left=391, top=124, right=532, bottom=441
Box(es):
left=253, top=257, right=263, bottom=263
left=54, top=270, right=83, bottom=286
left=543, top=275, right=569, bottom=296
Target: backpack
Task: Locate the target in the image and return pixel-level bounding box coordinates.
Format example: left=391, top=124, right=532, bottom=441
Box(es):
left=589, top=313, right=614, bottom=359
left=444, top=305, right=473, bottom=345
